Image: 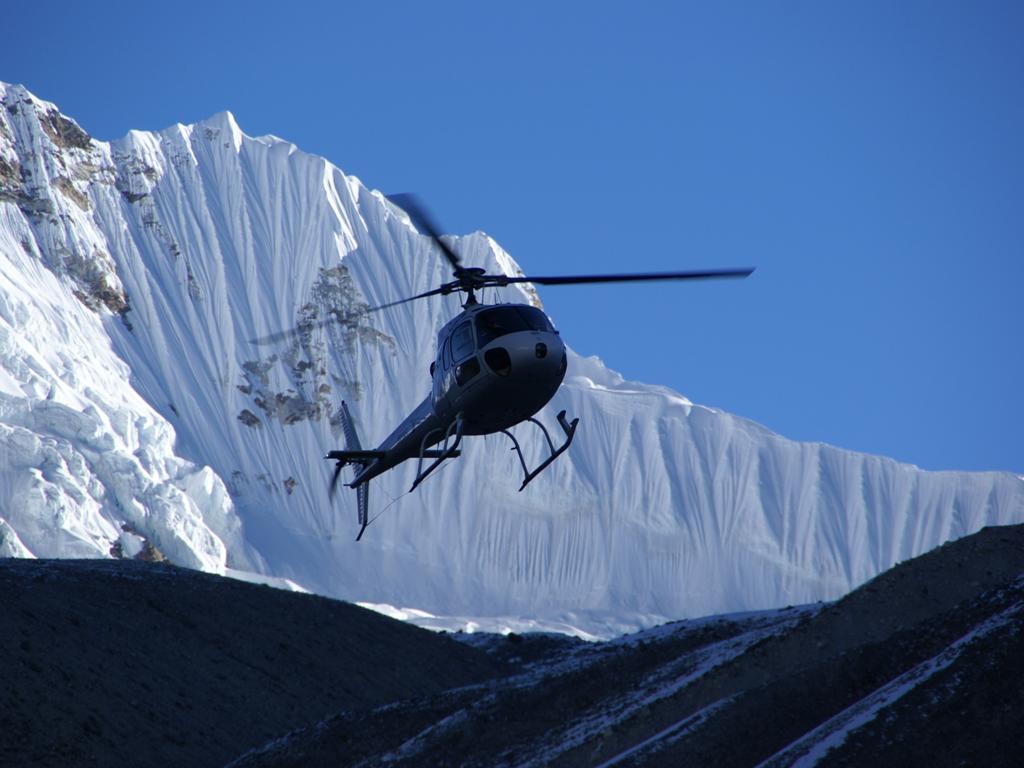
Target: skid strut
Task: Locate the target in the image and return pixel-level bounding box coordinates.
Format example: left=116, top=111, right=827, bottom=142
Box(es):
left=410, top=415, right=465, bottom=492
left=501, top=409, right=579, bottom=491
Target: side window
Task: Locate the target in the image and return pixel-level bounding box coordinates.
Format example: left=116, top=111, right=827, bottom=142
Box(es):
left=450, top=322, right=474, bottom=362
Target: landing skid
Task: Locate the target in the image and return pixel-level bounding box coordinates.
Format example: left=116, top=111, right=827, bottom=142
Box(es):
left=341, top=409, right=577, bottom=536
left=501, top=409, right=579, bottom=491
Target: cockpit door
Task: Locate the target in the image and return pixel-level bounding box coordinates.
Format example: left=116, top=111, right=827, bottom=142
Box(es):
left=431, top=332, right=452, bottom=411
left=450, top=321, right=480, bottom=387
left=450, top=322, right=473, bottom=363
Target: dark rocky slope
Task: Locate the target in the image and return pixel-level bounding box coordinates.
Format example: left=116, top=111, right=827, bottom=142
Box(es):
left=0, top=559, right=504, bottom=768
left=5, top=524, right=1023, bottom=768
left=230, top=524, right=1024, bottom=767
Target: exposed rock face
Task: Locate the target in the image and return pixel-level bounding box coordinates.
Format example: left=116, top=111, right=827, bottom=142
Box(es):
left=39, top=106, right=93, bottom=150
left=0, top=84, right=126, bottom=314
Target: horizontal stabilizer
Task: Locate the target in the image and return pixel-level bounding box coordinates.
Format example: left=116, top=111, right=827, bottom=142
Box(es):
left=325, top=449, right=386, bottom=463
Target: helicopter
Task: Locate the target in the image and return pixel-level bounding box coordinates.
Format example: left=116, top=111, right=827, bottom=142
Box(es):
left=321, top=194, right=753, bottom=540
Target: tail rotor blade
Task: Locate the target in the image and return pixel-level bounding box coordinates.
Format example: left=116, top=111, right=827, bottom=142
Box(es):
left=329, top=461, right=344, bottom=499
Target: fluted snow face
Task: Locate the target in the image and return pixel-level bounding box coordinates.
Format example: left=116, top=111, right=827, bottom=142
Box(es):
left=1, top=82, right=1021, bottom=636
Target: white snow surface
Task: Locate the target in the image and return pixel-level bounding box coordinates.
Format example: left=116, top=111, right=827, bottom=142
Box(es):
left=1, top=82, right=1022, bottom=638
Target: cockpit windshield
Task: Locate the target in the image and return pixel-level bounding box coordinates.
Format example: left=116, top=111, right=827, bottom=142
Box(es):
left=475, top=306, right=553, bottom=347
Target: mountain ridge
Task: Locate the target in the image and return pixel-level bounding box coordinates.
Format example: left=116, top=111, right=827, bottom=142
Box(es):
left=1, top=81, right=1021, bottom=637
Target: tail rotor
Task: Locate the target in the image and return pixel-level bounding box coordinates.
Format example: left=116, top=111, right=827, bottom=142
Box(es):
left=325, top=401, right=377, bottom=540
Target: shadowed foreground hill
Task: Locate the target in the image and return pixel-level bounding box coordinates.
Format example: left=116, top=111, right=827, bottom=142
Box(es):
left=231, top=524, right=1024, bottom=767
left=4, top=526, right=1024, bottom=768
left=0, top=560, right=505, bottom=768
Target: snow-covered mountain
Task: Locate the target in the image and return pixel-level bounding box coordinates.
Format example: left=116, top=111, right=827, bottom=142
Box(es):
left=1, top=82, right=1021, bottom=637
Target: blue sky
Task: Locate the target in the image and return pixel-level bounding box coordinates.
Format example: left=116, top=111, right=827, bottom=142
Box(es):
left=4, top=1, right=1021, bottom=473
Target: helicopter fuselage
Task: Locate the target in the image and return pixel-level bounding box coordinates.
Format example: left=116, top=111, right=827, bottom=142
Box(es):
left=349, top=301, right=567, bottom=487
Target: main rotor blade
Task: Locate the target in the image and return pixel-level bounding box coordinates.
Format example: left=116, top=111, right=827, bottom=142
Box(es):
left=361, top=285, right=451, bottom=313
left=497, top=267, right=755, bottom=287
left=387, top=193, right=463, bottom=273
left=249, top=286, right=449, bottom=345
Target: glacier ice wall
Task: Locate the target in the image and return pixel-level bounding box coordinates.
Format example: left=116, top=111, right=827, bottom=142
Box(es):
left=0, top=84, right=250, bottom=572
left=1, top=81, right=1021, bottom=635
